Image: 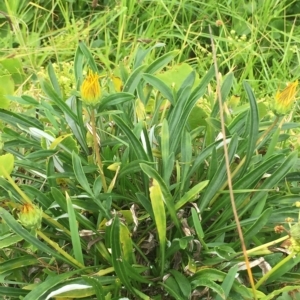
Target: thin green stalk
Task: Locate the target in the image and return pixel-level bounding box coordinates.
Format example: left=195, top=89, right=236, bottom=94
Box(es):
left=255, top=251, right=295, bottom=289
left=90, top=108, right=107, bottom=193
left=256, top=115, right=280, bottom=146
left=245, top=235, right=289, bottom=256
left=37, top=230, right=85, bottom=269
left=210, top=26, right=257, bottom=299
left=0, top=165, right=72, bottom=235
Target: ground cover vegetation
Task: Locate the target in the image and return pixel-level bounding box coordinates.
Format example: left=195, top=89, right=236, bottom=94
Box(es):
left=1, top=0, right=300, bottom=299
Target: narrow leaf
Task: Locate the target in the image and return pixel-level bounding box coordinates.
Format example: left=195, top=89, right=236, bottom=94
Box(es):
left=149, top=179, right=166, bottom=275
left=66, top=192, right=84, bottom=266
left=72, top=152, right=94, bottom=196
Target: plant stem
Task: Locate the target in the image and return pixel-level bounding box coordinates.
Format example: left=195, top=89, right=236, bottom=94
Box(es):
left=90, top=108, right=107, bottom=193
left=37, top=230, right=85, bottom=269
left=255, top=251, right=295, bottom=289
left=256, top=115, right=280, bottom=146
left=209, top=26, right=257, bottom=299
left=246, top=235, right=289, bottom=256
left=0, top=165, right=72, bottom=235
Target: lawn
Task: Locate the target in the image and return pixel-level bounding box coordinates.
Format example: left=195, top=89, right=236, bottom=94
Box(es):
left=0, top=0, right=300, bottom=299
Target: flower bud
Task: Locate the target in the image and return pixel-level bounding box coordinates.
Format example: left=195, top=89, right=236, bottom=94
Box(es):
left=18, top=203, right=43, bottom=230
left=274, top=80, right=298, bottom=115
left=80, top=70, right=102, bottom=106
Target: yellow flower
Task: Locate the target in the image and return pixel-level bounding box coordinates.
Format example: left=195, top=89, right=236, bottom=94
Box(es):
left=80, top=70, right=101, bottom=106
left=274, top=80, right=298, bottom=115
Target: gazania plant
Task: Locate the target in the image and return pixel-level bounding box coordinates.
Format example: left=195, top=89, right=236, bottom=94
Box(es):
left=0, top=41, right=300, bottom=300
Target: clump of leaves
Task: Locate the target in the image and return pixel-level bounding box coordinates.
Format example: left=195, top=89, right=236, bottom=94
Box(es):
left=0, top=42, right=300, bottom=300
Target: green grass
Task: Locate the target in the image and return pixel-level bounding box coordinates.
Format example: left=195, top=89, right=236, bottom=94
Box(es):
left=0, top=0, right=300, bottom=299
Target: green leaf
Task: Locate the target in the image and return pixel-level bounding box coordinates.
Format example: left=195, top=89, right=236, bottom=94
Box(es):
left=266, top=254, right=300, bottom=285
left=0, top=57, right=25, bottom=85
left=162, top=276, right=186, bottom=300
left=123, top=64, right=145, bottom=94
left=133, top=42, right=165, bottom=69
left=240, top=151, right=297, bottom=216
left=188, top=104, right=208, bottom=130
left=142, top=74, right=175, bottom=105
left=113, top=115, right=149, bottom=161
left=175, top=180, right=209, bottom=210
left=161, top=119, right=172, bottom=184
left=0, top=108, right=43, bottom=129
left=211, top=72, right=234, bottom=118
left=140, top=163, right=180, bottom=229
left=169, top=270, right=191, bottom=298
left=45, top=283, right=95, bottom=299
left=47, top=62, right=62, bottom=98
left=23, top=270, right=82, bottom=300
left=98, top=92, right=135, bottom=111
left=186, top=140, right=221, bottom=184
left=0, top=287, right=28, bottom=297
left=52, top=188, right=98, bottom=231
left=65, top=96, right=89, bottom=155
left=0, top=153, right=14, bottom=177
left=242, top=208, right=273, bottom=243
left=135, top=192, right=154, bottom=219
left=240, top=81, right=259, bottom=175
left=145, top=50, right=179, bottom=74
left=66, top=192, right=84, bottom=266
left=261, top=285, right=300, bottom=300
left=179, top=130, right=192, bottom=193
left=120, top=223, right=134, bottom=265
left=168, top=66, right=214, bottom=153
left=191, top=207, right=204, bottom=240
left=149, top=179, right=166, bottom=275
left=0, top=255, right=38, bottom=274
left=72, top=152, right=94, bottom=196
left=74, top=45, right=85, bottom=89
left=79, top=41, right=98, bottom=73
left=216, top=265, right=238, bottom=300
left=264, top=126, right=280, bottom=159
left=40, top=79, right=77, bottom=121
left=49, top=133, right=72, bottom=150
left=0, top=233, right=23, bottom=249
left=206, top=117, right=231, bottom=136
left=0, top=74, right=14, bottom=109
left=110, top=216, right=135, bottom=294
left=199, top=134, right=238, bottom=211
left=191, top=268, right=226, bottom=282
left=206, top=154, right=284, bottom=225
left=82, top=276, right=105, bottom=300
left=191, top=278, right=225, bottom=299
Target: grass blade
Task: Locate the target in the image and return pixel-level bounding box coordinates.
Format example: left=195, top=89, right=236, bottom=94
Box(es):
left=240, top=81, right=259, bottom=175
left=140, top=163, right=180, bottom=229
left=110, top=216, right=135, bottom=294
left=66, top=192, right=84, bottom=266
left=149, top=179, right=166, bottom=276
left=198, top=134, right=238, bottom=211
left=142, top=73, right=175, bottom=105
left=113, top=115, right=149, bottom=161
left=23, top=270, right=81, bottom=300
left=79, top=41, right=98, bottom=72
left=72, top=152, right=94, bottom=196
